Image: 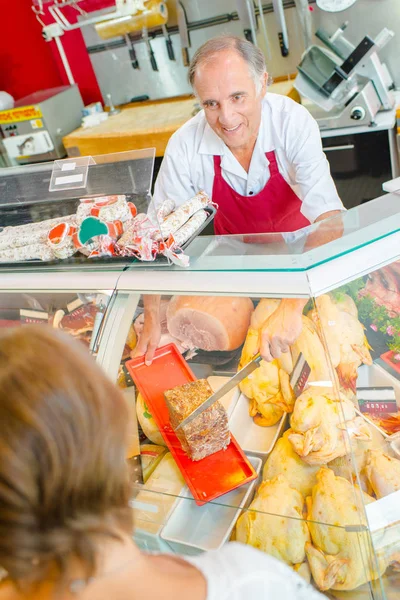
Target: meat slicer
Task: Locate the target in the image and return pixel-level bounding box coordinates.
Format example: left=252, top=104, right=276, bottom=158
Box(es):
left=294, top=24, right=396, bottom=130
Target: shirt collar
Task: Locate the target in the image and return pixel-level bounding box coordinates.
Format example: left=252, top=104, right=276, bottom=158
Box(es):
left=198, top=120, right=226, bottom=156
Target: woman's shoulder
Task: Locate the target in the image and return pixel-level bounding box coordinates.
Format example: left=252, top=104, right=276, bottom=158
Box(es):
left=185, top=543, right=326, bottom=600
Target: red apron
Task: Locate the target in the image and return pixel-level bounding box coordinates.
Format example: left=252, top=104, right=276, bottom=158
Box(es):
left=213, top=150, right=310, bottom=235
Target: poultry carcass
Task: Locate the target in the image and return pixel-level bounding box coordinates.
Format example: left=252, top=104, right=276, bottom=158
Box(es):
left=328, top=434, right=373, bottom=493
left=263, top=430, right=321, bottom=497
left=364, top=449, right=400, bottom=498
left=309, top=294, right=372, bottom=394
left=239, top=299, right=294, bottom=426
left=289, top=387, right=372, bottom=465
left=305, top=468, right=386, bottom=590
left=236, top=475, right=310, bottom=573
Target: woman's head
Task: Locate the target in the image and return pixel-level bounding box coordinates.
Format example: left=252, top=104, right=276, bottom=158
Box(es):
left=0, top=326, right=133, bottom=585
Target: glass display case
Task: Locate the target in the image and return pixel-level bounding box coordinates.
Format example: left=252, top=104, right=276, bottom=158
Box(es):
left=1, top=183, right=400, bottom=598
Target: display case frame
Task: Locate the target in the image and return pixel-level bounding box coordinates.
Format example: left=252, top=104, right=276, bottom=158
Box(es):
left=1, top=192, right=400, bottom=599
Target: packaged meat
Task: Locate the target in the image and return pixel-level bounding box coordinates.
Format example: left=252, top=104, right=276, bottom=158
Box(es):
left=0, top=215, right=76, bottom=253
left=159, top=191, right=211, bottom=239
left=171, top=209, right=208, bottom=247
left=47, top=222, right=77, bottom=260
left=90, top=195, right=135, bottom=223
left=52, top=298, right=98, bottom=343
left=156, top=198, right=175, bottom=222
left=0, top=243, right=54, bottom=263
left=167, top=296, right=254, bottom=351
left=0, top=214, right=76, bottom=240
left=164, top=379, right=230, bottom=461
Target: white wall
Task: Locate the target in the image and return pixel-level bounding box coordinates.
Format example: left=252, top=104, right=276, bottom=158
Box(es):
left=83, top=0, right=400, bottom=104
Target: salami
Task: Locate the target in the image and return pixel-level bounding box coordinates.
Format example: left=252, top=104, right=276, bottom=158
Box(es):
left=156, top=198, right=175, bottom=222
left=0, top=215, right=76, bottom=250
left=159, top=191, right=210, bottom=239
left=0, top=243, right=54, bottom=263
left=171, top=210, right=208, bottom=247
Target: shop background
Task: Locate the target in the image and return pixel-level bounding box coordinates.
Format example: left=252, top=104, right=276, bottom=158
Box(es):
left=0, top=1, right=399, bottom=105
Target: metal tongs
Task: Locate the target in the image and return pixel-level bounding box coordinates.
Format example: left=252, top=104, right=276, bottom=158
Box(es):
left=176, top=352, right=310, bottom=431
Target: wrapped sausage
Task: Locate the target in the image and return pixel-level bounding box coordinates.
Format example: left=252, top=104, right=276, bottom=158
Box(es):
left=47, top=222, right=77, bottom=260
left=0, top=243, right=54, bottom=263
left=171, top=210, right=208, bottom=247
left=159, top=191, right=210, bottom=239
left=156, top=198, right=175, bottom=222
left=0, top=215, right=76, bottom=250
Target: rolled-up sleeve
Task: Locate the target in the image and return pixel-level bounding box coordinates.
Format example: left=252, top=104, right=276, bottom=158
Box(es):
left=286, top=105, right=344, bottom=223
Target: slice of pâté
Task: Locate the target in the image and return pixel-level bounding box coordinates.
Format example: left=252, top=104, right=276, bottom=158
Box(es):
left=164, top=379, right=230, bottom=461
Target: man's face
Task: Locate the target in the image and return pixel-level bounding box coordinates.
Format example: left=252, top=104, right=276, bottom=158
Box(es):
left=193, top=50, right=267, bottom=151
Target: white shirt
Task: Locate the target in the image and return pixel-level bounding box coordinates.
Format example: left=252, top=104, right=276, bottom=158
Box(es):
left=154, top=93, right=343, bottom=223
left=184, top=542, right=327, bottom=600
left=0, top=91, right=14, bottom=111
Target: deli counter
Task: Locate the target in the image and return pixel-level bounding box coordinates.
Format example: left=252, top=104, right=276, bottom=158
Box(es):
left=0, top=156, right=400, bottom=599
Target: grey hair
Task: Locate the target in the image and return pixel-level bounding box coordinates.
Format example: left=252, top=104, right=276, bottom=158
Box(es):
left=188, top=35, right=267, bottom=95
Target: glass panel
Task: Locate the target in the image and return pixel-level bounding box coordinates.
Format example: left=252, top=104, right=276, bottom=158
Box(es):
left=118, top=291, right=400, bottom=597
left=311, top=256, right=400, bottom=600
left=0, top=291, right=111, bottom=355
left=0, top=149, right=157, bottom=267
left=123, top=192, right=400, bottom=273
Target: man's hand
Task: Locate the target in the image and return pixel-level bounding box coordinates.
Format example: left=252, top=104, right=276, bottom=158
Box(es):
left=133, top=295, right=161, bottom=366
left=260, top=299, right=306, bottom=361
left=305, top=210, right=344, bottom=250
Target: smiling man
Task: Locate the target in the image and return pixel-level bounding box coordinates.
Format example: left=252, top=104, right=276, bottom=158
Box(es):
left=138, top=36, right=344, bottom=365
left=154, top=35, right=343, bottom=235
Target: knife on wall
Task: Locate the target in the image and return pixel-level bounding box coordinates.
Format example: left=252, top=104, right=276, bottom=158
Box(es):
left=272, top=0, right=289, bottom=57
left=235, top=0, right=259, bottom=45
left=175, top=352, right=310, bottom=431
left=176, top=0, right=190, bottom=67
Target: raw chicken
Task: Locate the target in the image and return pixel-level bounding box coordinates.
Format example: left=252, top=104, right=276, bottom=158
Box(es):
left=167, top=296, right=254, bottom=351
left=328, top=436, right=372, bottom=493
left=289, top=387, right=372, bottom=465
left=263, top=429, right=320, bottom=497
left=364, top=449, right=400, bottom=498
left=306, top=468, right=386, bottom=591
left=309, top=294, right=372, bottom=394
left=239, top=299, right=293, bottom=426
left=236, top=475, right=310, bottom=572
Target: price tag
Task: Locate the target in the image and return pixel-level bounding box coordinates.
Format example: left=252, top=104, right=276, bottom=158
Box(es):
left=49, top=156, right=95, bottom=192
left=366, top=489, right=400, bottom=533
left=357, top=387, right=398, bottom=416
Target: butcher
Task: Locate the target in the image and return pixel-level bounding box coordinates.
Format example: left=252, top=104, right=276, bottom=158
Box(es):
left=137, top=35, right=344, bottom=365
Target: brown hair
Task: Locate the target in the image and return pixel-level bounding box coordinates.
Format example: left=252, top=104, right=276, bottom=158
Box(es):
left=0, top=326, right=133, bottom=585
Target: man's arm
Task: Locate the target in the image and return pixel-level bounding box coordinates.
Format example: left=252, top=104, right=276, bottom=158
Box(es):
left=133, top=295, right=161, bottom=366
left=259, top=298, right=306, bottom=361
left=286, top=102, right=345, bottom=223
left=153, top=130, right=196, bottom=209
left=303, top=209, right=344, bottom=251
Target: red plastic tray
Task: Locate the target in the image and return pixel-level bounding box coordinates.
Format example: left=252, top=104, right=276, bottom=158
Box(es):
left=381, top=351, right=400, bottom=375
left=126, top=343, right=257, bottom=505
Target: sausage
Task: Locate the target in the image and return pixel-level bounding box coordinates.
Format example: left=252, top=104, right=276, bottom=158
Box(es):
left=156, top=198, right=175, bottom=222
left=0, top=215, right=76, bottom=247
left=159, top=191, right=210, bottom=239
left=0, top=243, right=54, bottom=263
left=171, top=209, right=208, bottom=247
